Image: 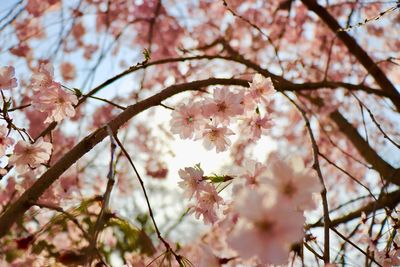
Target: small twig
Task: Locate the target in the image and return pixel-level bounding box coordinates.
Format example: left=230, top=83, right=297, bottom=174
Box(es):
left=304, top=242, right=324, bottom=261
left=111, top=131, right=184, bottom=265
left=330, top=226, right=382, bottom=266
left=159, top=103, right=174, bottom=110
left=352, top=93, right=400, bottom=149
left=87, top=125, right=117, bottom=265
left=7, top=104, right=31, bottom=112
left=339, top=3, right=400, bottom=32
left=318, top=152, right=376, bottom=199
left=221, top=0, right=284, bottom=73
left=283, top=92, right=331, bottom=263
left=83, top=94, right=126, bottom=110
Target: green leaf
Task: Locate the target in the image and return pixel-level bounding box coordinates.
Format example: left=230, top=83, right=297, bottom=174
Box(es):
left=73, top=88, right=82, bottom=98
left=143, top=48, right=151, bottom=61
left=4, top=99, right=12, bottom=112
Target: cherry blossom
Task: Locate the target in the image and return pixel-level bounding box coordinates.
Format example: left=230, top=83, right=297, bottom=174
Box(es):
left=170, top=102, right=205, bottom=139
left=60, top=62, right=76, bottom=81
left=367, top=238, right=400, bottom=267
left=178, top=165, right=205, bottom=199
left=201, top=124, right=234, bottom=152
left=248, top=74, right=275, bottom=104
left=227, top=186, right=305, bottom=265
left=0, top=0, right=398, bottom=265
left=8, top=137, right=52, bottom=174
left=32, top=85, right=78, bottom=123
left=10, top=43, right=32, bottom=58
left=0, top=66, right=17, bottom=90
left=241, top=113, right=273, bottom=141
left=377, top=249, right=400, bottom=267
left=191, top=183, right=224, bottom=224
left=0, top=125, right=14, bottom=157
left=26, top=0, right=58, bottom=17
left=201, top=88, right=244, bottom=125
left=263, top=153, right=322, bottom=210
left=182, top=243, right=221, bottom=267
left=30, top=63, right=56, bottom=91
left=237, top=159, right=267, bottom=185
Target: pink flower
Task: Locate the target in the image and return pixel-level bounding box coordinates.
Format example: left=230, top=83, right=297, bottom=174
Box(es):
left=178, top=165, right=205, bottom=199
left=32, top=85, right=78, bottom=123
left=202, top=124, right=234, bottom=153
left=249, top=74, right=275, bottom=104
left=30, top=63, right=56, bottom=91
left=60, top=62, right=76, bottom=81
left=191, top=184, right=224, bottom=224
left=26, top=0, right=47, bottom=17
left=72, top=23, right=86, bottom=45
left=0, top=66, right=17, bottom=90
left=182, top=243, right=221, bottom=267
left=227, top=186, right=304, bottom=265
left=10, top=43, right=32, bottom=58
left=170, top=102, right=205, bottom=139
left=368, top=239, right=400, bottom=267
left=238, top=159, right=267, bottom=185
left=9, top=137, right=52, bottom=174
left=240, top=91, right=257, bottom=112
left=201, top=88, right=244, bottom=125
left=263, top=153, right=321, bottom=210
left=0, top=125, right=14, bottom=157
left=241, top=113, right=273, bottom=141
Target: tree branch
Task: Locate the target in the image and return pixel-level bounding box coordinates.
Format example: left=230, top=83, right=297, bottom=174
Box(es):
left=300, top=0, right=400, bottom=111
left=309, top=189, right=400, bottom=228
left=329, top=110, right=399, bottom=185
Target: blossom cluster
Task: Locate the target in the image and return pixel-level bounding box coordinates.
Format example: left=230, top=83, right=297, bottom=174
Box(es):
left=0, top=63, right=78, bottom=125
left=30, top=63, right=78, bottom=123
left=226, top=153, right=322, bottom=265
left=170, top=74, right=274, bottom=152
left=0, top=63, right=78, bottom=174
left=178, top=165, right=224, bottom=224
left=178, top=152, right=321, bottom=266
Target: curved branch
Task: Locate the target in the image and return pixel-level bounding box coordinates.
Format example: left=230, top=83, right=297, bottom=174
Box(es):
left=309, top=189, right=400, bottom=228
left=33, top=54, right=390, bottom=142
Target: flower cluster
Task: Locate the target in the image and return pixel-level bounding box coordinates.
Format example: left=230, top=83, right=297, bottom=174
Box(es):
left=226, top=153, right=321, bottom=265
left=170, top=74, right=275, bottom=152
left=227, top=186, right=305, bottom=265
left=30, top=63, right=78, bottom=123
left=178, top=152, right=321, bottom=266
left=178, top=165, right=224, bottom=224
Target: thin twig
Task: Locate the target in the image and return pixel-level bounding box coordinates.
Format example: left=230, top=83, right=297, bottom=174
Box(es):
left=283, top=92, right=331, bottom=263
left=330, top=226, right=382, bottom=266
left=111, top=131, right=184, bottom=265
left=87, top=125, right=117, bottom=265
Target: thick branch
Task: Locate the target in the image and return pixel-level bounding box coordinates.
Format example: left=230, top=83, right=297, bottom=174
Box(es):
left=329, top=110, right=399, bottom=185
left=310, top=189, right=400, bottom=227
left=300, top=0, right=400, bottom=111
